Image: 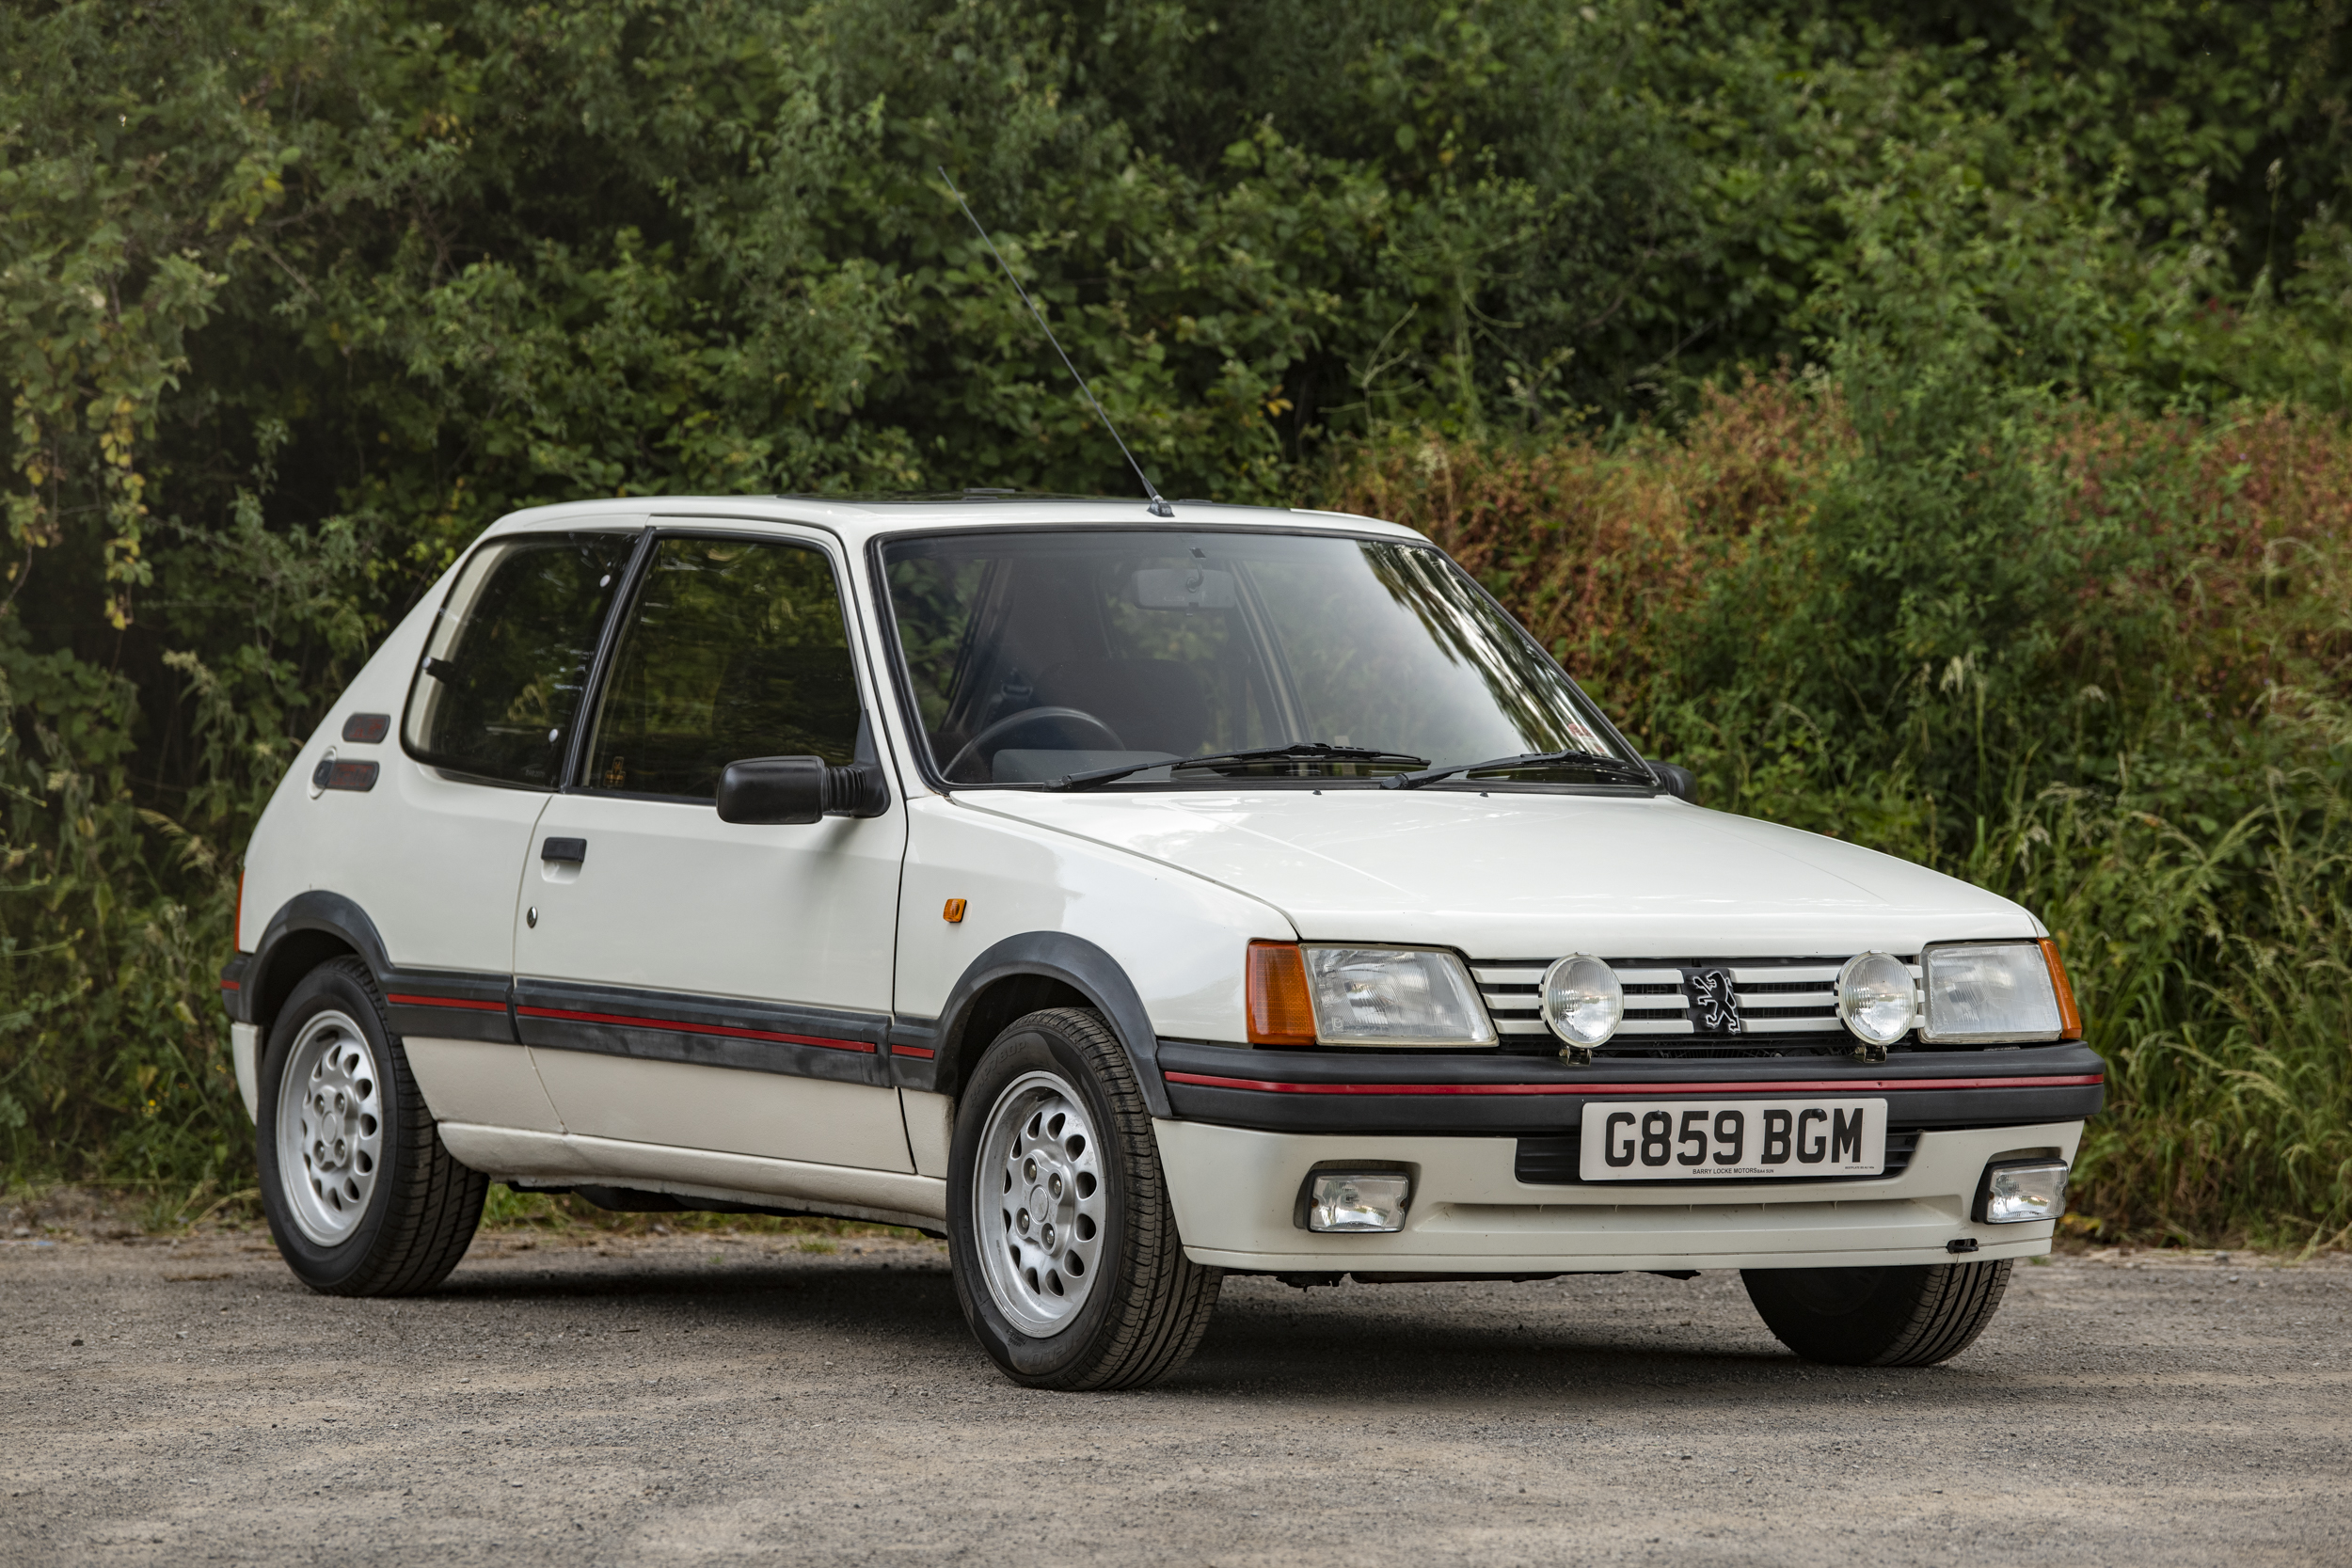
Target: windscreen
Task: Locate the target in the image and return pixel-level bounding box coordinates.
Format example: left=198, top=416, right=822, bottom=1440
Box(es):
left=880, top=530, right=1633, bottom=786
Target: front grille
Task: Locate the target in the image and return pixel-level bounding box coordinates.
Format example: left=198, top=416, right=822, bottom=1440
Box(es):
left=1514, top=1127, right=1924, bottom=1186
left=1471, top=955, right=1922, bottom=1058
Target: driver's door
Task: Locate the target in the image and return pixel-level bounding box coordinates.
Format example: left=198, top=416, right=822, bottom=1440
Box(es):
left=514, top=528, right=910, bottom=1173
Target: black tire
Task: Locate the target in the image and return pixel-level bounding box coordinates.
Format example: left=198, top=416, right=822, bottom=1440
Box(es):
left=947, top=1006, right=1222, bottom=1389
left=256, top=957, right=487, bottom=1295
left=1742, top=1259, right=2014, bottom=1367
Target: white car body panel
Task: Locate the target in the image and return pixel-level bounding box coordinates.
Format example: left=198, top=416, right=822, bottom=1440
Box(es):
left=516, top=792, right=911, bottom=1168
left=893, top=793, right=1295, bottom=1039
left=1156, top=1119, right=2082, bottom=1272
left=403, top=1037, right=565, bottom=1133
left=514, top=1054, right=912, bottom=1171
left=959, top=788, right=2042, bottom=963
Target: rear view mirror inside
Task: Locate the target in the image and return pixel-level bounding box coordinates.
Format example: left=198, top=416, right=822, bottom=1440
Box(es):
left=1132, top=566, right=1237, bottom=610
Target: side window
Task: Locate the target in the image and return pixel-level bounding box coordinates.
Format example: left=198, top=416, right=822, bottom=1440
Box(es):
left=584, top=536, right=860, bottom=800
left=403, top=532, right=639, bottom=787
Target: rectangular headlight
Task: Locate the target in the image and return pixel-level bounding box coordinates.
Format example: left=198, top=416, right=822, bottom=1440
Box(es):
left=1303, top=1170, right=1413, bottom=1232
left=1920, top=941, right=2063, bottom=1043
left=1978, top=1160, right=2070, bottom=1224
left=1302, top=946, right=1496, bottom=1047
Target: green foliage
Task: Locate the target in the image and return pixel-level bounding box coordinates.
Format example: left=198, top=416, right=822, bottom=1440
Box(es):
left=5, top=0, right=2350, bottom=1240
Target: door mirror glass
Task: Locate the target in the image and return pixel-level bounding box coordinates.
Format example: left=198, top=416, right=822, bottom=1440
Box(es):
left=585, top=537, right=862, bottom=800
left=403, top=531, right=639, bottom=787
left=715, top=756, right=827, bottom=825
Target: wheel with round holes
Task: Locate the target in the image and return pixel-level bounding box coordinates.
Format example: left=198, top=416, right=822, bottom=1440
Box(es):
left=947, top=1006, right=1222, bottom=1389
left=256, top=957, right=486, bottom=1295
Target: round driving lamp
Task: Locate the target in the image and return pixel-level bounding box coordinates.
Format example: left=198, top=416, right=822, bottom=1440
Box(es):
left=1836, top=952, right=1916, bottom=1047
left=1541, top=955, right=1624, bottom=1049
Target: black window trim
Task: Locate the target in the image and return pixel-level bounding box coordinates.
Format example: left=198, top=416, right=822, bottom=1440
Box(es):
left=562, top=522, right=874, bottom=802
left=860, top=520, right=1659, bottom=798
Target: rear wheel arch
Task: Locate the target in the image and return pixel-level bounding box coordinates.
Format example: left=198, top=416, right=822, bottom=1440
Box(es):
left=245, top=892, right=389, bottom=1036
left=928, top=934, right=1169, bottom=1117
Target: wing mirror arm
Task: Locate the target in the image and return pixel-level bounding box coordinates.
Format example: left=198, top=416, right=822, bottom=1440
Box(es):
left=716, top=756, right=892, bottom=824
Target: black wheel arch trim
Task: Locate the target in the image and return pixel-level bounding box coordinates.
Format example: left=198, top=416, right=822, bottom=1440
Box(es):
left=227, top=891, right=393, bottom=1031
left=904, top=932, right=1169, bottom=1116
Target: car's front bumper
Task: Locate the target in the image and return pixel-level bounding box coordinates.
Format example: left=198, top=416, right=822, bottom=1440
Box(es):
left=1156, top=1118, right=2082, bottom=1274
left=1155, top=1039, right=2106, bottom=1133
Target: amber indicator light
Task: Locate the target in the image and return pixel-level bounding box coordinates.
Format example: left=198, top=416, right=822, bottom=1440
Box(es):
left=2038, top=938, right=2083, bottom=1040
left=1246, top=941, right=1317, bottom=1047
left=943, top=898, right=967, bottom=925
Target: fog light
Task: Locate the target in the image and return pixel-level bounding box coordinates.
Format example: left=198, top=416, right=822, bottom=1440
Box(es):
left=1978, top=1160, right=2070, bottom=1225
left=1305, top=1171, right=1412, bottom=1233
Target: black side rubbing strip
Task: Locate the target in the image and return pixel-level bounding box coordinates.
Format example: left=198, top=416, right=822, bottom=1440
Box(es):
left=381, top=970, right=520, bottom=1045
left=512, top=978, right=889, bottom=1088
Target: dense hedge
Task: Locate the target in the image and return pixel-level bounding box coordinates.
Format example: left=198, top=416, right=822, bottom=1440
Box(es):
left=4, top=0, right=2348, bottom=1240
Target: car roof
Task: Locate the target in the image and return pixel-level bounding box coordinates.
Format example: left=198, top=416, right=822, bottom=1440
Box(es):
left=482, top=493, right=1424, bottom=547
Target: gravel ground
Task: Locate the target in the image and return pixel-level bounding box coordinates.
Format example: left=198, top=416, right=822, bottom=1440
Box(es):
left=5, top=1222, right=2349, bottom=1565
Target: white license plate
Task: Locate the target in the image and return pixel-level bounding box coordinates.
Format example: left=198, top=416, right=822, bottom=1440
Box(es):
left=1578, top=1099, right=1888, bottom=1180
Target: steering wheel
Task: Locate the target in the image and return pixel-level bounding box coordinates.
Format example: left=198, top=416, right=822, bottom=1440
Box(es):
left=943, top=705, right=1125, bottom=782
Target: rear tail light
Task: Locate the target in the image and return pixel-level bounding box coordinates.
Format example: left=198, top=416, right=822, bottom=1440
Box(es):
left=1246, top=941, right=1316, bottom=1046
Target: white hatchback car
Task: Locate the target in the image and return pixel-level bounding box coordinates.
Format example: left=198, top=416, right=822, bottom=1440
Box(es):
left=223, top=496, right=2099, bottom=1387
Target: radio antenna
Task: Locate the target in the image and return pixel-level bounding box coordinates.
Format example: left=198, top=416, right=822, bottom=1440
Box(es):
left=940, top=166, right=1173, bottom=518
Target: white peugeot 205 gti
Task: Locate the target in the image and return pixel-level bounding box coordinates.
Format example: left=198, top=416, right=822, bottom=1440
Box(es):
left=221, top=494, right=2098, bottom=1388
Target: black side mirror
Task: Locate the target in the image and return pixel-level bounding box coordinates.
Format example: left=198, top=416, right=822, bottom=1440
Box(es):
left=717, top=756, right=892, bottom=824
left=1646, top=759, right=1699, bottom=805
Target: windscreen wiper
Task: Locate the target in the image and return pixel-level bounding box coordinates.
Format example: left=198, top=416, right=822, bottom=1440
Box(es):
left=1380, top=749, right=1659, bottom=791
left=1047, top=742, right=1431, bottom=793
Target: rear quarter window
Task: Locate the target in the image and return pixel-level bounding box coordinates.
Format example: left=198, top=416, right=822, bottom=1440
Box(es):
left=402, top=531, right=638, bottom=786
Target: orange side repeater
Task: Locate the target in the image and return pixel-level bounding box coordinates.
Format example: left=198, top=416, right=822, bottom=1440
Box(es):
left=2038, top=938, right=2083, bottom=1040
left=1246, top=941, right=1317, bottom=1047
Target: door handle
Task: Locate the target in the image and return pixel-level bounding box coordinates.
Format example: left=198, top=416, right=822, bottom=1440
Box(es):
left=541, top=836, right=587, bottom=864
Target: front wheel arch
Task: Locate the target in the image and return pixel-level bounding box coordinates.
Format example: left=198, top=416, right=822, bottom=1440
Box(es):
left=925, top=933, right=1169, bottom=1116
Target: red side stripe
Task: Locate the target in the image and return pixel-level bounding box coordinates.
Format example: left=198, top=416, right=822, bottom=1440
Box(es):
left=890, top=1045, right=937, bottom=1059
left=1161, top=1070, right=2106, bottom=1098
left=388, top=993, right=508, bottom=1014
left=219, top=979, right=241, bottom=990
left=516, top=1004, right=876, bottom=1053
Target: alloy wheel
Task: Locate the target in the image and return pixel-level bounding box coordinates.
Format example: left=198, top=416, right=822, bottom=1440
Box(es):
left=973, top=1070, right=1107, bottom=1336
